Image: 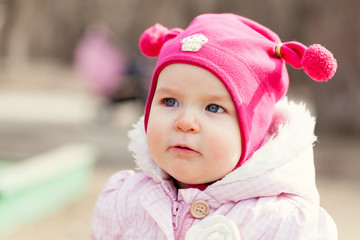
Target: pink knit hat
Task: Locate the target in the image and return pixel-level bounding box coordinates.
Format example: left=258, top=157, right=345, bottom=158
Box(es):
left=139, top=13, right=337, bottom=167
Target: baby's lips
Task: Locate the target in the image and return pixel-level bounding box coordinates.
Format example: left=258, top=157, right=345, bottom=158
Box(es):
left=170, top=143, right=200, bottom=154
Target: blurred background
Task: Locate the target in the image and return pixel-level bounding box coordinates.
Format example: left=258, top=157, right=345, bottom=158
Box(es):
left=0, top=0, right=359, bottom=239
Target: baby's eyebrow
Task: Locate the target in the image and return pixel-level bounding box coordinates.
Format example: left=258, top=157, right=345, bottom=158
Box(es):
left=205, top=93, right=232, bottom=102
left=154, top=87, right=178, bottom=95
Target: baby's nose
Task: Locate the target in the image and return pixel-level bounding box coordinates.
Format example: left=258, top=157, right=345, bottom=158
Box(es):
left=174, top=111, right=200, bottom=133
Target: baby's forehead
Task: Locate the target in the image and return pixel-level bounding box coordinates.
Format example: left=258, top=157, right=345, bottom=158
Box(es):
left=157, top=63, right=223, bottom=85
left=155, top=64, right=235, bottom=103
left=158, top=63, right=225, bottom=83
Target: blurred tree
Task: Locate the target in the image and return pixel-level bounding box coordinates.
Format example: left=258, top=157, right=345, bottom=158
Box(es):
left=0, top=0, right=92, bottom=61
left=306, top=0, right=360, bottom=134
left=0, top=0, right=358, bottom=134
left=0, top=0, right=17, bottom=58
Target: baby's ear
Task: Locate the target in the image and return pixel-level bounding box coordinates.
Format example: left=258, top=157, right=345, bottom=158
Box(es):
left=139, top=23, right=183, bottom=57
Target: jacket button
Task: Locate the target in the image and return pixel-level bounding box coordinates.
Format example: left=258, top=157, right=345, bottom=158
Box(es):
left=190, top=200, right=209, bottom=219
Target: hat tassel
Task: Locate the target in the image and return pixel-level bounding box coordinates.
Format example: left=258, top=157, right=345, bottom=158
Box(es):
left=276, top=41, right=337, bottom=82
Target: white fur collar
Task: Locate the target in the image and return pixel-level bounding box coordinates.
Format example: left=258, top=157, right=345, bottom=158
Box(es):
left=128, top=98, right=316, bottom=185
left=128, top=117, right=169, bottom=182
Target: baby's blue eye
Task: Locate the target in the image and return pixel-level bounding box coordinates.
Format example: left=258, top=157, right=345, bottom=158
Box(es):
left=164, top=98, right=179, bottom=107
left=206, top=104, right=225, bottom=113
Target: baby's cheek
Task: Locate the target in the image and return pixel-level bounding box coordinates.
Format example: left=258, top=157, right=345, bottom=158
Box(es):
left=206, top=134, right=227, bottom=157
left=208, top=132, right=241, bottom=163
left=147, top=128, right=161, bottom=155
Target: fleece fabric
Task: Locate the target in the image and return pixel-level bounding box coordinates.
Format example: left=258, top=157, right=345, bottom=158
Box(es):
left=140, top=13, right=337, bottom=166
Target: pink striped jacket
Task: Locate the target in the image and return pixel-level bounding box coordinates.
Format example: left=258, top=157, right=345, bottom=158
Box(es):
left=91, top=100, right=337, bottom=239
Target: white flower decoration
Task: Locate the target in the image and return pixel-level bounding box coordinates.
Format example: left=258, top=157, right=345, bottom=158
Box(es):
left=185, top=215, right=241, bottom=240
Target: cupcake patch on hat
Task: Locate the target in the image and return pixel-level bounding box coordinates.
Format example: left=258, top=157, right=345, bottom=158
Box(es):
left=182, top=34, right=208, bottom=52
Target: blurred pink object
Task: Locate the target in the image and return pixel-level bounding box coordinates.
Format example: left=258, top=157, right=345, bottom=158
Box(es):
left=74, top=24, right=126, bottom=97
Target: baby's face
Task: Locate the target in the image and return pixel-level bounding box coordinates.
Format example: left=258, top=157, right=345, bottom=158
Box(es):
left=147, top=63, right=241, bottom=188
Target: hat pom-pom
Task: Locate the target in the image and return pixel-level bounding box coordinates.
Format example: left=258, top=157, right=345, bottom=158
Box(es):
left=301, top=44, right=337, bottom=82
left=139, top=23, right=169, bottom=57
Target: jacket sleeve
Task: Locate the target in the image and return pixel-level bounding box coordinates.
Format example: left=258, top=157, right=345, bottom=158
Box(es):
left=258, top=196, right=338, bottom=240
left=90, top=170, right=134, bottom=240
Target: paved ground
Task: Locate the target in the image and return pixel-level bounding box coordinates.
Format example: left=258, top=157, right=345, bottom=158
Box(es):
left=0, top=61, right=359, bottom=239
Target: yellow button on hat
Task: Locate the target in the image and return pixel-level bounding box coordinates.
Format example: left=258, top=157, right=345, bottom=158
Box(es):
left=190, top=200, right=209, bottom=219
